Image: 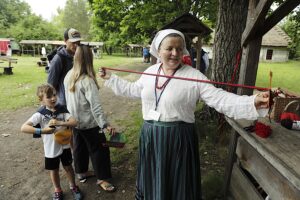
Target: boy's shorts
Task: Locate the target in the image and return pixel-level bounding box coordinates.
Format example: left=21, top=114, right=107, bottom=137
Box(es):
left=45, top=148, right=73, bottom=170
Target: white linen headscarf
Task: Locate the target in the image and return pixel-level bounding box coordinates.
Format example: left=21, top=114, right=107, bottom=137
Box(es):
left=150, top=29, right=190, bottom=59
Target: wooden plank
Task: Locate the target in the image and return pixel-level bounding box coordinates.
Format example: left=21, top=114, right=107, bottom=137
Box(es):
left=241, top=0, right=273, bottom=46
left=223, top=129, right=239, bottom=197
left=236, top=137, right=300, bottom=200
left=226, top=117, right=300, bottom=191
left=237, top=37, right=262, bottom=95
left=230, top=163, right=264, bottom=200
left=259, top=0, right=300, bottom=37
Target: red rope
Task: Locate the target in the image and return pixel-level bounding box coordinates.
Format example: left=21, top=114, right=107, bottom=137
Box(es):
left=102, top=67, right=269, bottom=91
left=230, top=50, right=242, bottom=84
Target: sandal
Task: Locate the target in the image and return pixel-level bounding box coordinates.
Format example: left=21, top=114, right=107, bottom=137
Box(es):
left=77, top=171, right=95, bottom=183
left=97, top=180, right=117, bottom=193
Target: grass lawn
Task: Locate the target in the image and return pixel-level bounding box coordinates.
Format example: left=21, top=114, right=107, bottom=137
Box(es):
left=256, top=60, right=300, bottom=93
left=0, top=55, right=144, bottom=111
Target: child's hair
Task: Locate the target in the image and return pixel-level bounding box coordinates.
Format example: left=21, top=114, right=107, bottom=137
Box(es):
left=68, top=44, right=99, bottom=92
left=36, top=84, right=56, bottom=101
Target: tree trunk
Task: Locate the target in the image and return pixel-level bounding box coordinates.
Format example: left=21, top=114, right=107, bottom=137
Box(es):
left=211, top=0, right=249, bottom=87
left=203, top=0, right=249, bottom=143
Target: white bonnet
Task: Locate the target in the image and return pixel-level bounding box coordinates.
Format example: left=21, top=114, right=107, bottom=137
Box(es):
left=150, top=29, right=189, bottom=59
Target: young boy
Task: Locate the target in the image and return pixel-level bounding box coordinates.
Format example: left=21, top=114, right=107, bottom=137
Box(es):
left=21, top=84, right=82, bottom=200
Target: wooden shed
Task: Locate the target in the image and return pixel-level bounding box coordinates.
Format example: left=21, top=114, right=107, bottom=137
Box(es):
left=152, top=12, right=213, bottom=69
left=223, top=1, right=300, bottom=200
left=19, top=40, right=64, bottom=56
left=19, top=40, right=104, bottom=57
left=260, top=26, right=291, bottom=62
left=125, top=44, right=143, bottom=57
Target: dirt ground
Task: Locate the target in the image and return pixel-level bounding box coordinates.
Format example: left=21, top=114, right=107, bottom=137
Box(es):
left=0, top=73, right=142, bottom=200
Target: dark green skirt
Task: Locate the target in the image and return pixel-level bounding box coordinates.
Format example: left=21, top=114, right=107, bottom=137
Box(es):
left=135, top=120, right=201, bottom=200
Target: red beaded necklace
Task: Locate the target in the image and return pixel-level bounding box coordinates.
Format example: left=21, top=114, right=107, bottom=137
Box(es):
left=155, top=65, right=179, bottom=90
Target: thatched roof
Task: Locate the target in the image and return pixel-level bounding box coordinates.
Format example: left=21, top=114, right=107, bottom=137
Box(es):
left=262, top=26, right=291, bottom=47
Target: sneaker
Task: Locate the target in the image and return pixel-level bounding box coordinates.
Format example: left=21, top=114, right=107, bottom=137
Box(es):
left=70, top=186, right=83, bottom=200
left=52, top=191, right=63, bottom=200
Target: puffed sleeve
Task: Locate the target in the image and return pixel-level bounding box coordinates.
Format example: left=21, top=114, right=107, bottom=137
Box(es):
left=197, top=74, right=267, bottom=120
left=104, top=74, right=143, bottom=98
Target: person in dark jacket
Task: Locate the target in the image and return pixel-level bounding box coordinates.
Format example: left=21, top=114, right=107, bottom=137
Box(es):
left=47, top=28, right=82, bottom=106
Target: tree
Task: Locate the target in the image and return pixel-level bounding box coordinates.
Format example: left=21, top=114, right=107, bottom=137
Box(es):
left=201, top=0, right=249, bottom=142
left=211, top=0, right=248, bottom=85
left=63, top=0, right=91, bottom=39
left=89, top=0, right=218, bottom=46
left=7, top=15, right=61, bottom=41
left=0, top=0, right=31, bottom=36
left=282, top=11, right=300, bottom=59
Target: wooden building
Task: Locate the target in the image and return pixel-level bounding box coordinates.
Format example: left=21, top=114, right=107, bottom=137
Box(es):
left=19, top=40, right=104, bottom=57
left=260, top=26, right=291, bottom=62
left=125, top=44, right=144, bottom=57
left=203, top=25, right=291, bottom=62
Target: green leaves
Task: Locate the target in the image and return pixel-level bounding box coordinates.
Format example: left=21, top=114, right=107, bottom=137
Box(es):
left=89, top=0, right=218, bottom=46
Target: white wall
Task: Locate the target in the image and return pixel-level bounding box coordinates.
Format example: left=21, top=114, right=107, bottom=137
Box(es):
left=259, top=46, right=289, bottom=62
left=202, top=44, right=289, bottom=62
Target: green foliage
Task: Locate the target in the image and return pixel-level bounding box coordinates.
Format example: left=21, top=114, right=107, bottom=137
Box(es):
left=63, top=0, right=91, bottom=39
left=7, top=15, right=61, bottom=41
left=0, top=0, right=62, bottom=41
left=0, top=0, right=31, bottom=32
left=281, top=12, right=300, bottom=59
left=89, top=0, right=218, bottom=46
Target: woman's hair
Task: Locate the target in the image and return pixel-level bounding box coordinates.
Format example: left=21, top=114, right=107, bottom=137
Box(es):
left=36, top=84, right=56, bottom=101
left=68, top=45, right=99, bottom=92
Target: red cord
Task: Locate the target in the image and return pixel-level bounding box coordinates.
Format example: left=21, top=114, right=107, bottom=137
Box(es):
left=230, top=50, right=242, bottom=84
left=102, top=67, right=269, bottom=91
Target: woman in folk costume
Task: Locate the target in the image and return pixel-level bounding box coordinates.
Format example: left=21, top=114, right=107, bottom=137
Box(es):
left=100, top=29, right=269, bottom=200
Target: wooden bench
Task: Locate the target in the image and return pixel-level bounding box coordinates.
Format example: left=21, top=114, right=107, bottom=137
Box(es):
left=0, top=56, right=18, bottom=75
left=225, top=117, right=300, bottom=200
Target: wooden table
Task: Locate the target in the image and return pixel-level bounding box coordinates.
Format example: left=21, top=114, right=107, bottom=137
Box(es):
left=226, top=117, right=300, bottom=200
left=0, top=56, right=18, bottom=75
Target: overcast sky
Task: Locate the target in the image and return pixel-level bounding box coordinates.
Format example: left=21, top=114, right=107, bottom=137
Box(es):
left=22, top=0, right=67, bottom=21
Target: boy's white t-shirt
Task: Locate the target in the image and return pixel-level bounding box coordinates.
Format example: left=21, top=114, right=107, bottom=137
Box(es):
left=29, top=111, right=71, bottom=158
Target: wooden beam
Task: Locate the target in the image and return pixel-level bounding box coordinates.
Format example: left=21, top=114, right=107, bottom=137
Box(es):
left=259, top=0, right=300, bottom=37
left=238, top=37, right=262, bottom=95
left=236, top=138, right=300, bottom=199
left=230, top=163, right=264, bottom=200
left=241, top=0, right=273, bottom=46
left=223, top=130, right=239, bottom=197
left=195, top=35, right=202, bottom=70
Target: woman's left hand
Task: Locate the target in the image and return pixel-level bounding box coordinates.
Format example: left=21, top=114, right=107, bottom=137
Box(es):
left=254, top=91, right=269, bottom=109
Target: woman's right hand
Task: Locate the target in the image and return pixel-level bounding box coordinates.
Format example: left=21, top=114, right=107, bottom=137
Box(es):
left=106, top=126, right=116, bottom=136
left=99, top=67, right=111, bottom=80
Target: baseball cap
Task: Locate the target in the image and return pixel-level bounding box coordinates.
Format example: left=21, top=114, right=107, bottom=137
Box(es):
left=64, top=28, right=82, bottom=42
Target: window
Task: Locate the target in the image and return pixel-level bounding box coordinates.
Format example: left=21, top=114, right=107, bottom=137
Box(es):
left=266, top=49, right=273, bottom=60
